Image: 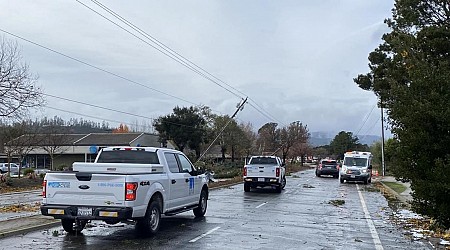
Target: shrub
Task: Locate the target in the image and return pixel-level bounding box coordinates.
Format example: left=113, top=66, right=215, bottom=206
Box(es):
left=23, top=168, right=35, bottom=176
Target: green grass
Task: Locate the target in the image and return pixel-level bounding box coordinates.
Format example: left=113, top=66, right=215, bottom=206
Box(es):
left=381, top=181, right=407, bottom=194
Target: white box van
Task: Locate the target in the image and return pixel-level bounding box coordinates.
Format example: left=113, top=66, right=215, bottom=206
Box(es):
left=339, top=151, right=373, bottom=184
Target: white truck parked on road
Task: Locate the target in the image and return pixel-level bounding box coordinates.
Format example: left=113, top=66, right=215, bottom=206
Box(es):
left=243, top=156, right=286, bottom=193
left=40, top=147, right=208, bottom=235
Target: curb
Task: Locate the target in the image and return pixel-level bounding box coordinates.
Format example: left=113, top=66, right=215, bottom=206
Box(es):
left=0, top=217, right=60, bottom=239
left=378, top=181, right=411, bottom=207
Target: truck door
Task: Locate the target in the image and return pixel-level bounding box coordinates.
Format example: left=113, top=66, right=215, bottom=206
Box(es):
left=177, top=154, right=202, bottom=205
left=164, top=153, right=189, bottom=209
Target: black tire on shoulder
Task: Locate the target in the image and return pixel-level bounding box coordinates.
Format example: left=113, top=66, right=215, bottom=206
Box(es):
left=244, top=183, right=250, bottom=192
left=136, top=198, right=162, bottom=235
left=193, top=189, right=208, bottom=217
left=61, top=219, right=86, bottom=234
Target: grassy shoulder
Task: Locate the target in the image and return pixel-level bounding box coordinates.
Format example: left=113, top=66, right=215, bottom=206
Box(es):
left=381, top=181, right=407, bottom=194
left=0, top=176, right=43, bottom=194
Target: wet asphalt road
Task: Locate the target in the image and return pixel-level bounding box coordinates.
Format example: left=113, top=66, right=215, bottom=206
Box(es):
left=0, top=169, right=431, bottom=250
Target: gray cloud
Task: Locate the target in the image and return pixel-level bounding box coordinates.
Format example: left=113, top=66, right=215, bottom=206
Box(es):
left=0, top=0, right=394, bottom=137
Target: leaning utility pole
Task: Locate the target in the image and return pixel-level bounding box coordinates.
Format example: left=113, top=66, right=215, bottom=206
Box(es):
left=196, top=97, right=248, bottom=162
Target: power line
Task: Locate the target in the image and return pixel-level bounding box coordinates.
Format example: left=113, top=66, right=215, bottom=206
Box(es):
left=79, top=0, right=287, bottom=126
left=0, top=28, right=197, bottom=106
left=75, top=0, right=243, bottom=100
left=355, top=104, right=376, bottom=136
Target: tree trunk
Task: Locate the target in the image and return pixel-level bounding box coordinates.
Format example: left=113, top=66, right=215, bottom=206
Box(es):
left=231, top=145, right=235, bottom=162
left=221, top=147, right=226, bottom=162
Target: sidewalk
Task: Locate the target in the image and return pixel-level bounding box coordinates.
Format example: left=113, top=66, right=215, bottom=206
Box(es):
left=0, top=214, right=59, bottom=238
left=377, top=175, right=413, bottom=205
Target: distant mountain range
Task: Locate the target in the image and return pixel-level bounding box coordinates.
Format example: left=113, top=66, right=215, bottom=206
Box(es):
left=309, top=131, right=381, bottom=147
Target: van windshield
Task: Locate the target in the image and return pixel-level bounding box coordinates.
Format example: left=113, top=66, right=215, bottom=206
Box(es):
left=344, top=157, right=367, bottom=167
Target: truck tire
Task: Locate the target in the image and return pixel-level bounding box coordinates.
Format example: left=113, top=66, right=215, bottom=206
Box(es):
left=136, top=199, right=161, bottom=235
left=193, top=189, right=208, bottom=217
left=275, top=185, right=282, bottom=193
left=61, top=219, right=86, bottom=234
left=244, top=183, right=250, bottom=192
left=281, top=176, right=286, bottom=190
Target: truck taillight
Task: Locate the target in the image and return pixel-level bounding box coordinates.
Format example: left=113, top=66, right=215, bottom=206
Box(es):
left=42, top=180, right=47, bottom=198
left=125, top=182, right=138, bottom=201
left=243, top=167, right=247, bottom=177
left=276, top=168, right=280, bottom=177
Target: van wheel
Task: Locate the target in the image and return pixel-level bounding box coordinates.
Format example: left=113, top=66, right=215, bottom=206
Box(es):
left=136, top=199, right=161, bottom=235
left=363, top=178, right=368, bottom=185
left=193, top=189, right=208, bottom=217
left=61, top=219, right=86, bottom=234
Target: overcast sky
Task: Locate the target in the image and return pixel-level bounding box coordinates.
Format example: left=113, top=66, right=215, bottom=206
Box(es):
left=0, top=0, right=394, bottom=137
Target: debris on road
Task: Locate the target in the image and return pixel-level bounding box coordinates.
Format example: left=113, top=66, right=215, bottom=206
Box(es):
left=328, top=200, right=345, bottom=206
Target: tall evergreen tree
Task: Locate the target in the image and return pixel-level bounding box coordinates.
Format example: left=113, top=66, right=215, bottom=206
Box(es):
left=354, top=0, right=450, bottom=227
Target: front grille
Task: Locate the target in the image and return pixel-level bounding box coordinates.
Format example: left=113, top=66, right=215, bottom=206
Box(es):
left=347, top=170, right=361, bottom=175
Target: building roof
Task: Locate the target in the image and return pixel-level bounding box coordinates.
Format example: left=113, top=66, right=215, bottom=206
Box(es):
left=6, top=133, right=160, bottom=147
left=75, top=133, right=146, bottom=146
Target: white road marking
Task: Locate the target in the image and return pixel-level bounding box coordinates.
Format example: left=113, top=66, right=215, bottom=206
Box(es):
left=297, top=183, right=302, bottom=187
left=189, top=226, right=221, bottom=243
left=357, top=184, right=384, bottom=250
left=256, top=202, right=267, bottom=208
left=284, top=190, right=291, bottom=194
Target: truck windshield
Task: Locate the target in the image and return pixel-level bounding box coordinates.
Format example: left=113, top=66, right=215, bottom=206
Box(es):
left=249, top=157, right=278, bottom=165
left=97, top=151, right=160, bottom=164
left=344, top=157, right=367, bottom=167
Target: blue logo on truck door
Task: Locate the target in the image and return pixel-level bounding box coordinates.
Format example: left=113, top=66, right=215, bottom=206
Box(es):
left=189, top=177, right=194, bottom=195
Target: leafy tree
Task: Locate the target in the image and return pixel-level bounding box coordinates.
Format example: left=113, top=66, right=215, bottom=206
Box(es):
left=153, top=106, right=206, bottom=158
left=0, top=36, right=44, bottom=119
left=329, top=131, right=361, bottom=159
left=256, top=122, right=279, bottom=154
left=239, top=122, right=257, bottom=159
left=354, top=0, right=450, bottom=227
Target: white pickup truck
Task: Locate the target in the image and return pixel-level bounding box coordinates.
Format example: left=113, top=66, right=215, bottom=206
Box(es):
left=243, top=156, right=286, bottom=193
left=40, top=147, right=208, bottom=235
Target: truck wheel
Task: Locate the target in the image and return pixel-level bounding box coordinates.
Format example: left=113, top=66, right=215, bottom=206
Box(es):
left=244, top=183, right=250, bottom=192
left=193, top=189, right=208, bottom=217
left=281, top=177, right=286, bottom=190
left=61, top=219, right=86, bottom=234
left=136, top=199, right=161, bottom=235
left=275, top=185, right=282, bottom=193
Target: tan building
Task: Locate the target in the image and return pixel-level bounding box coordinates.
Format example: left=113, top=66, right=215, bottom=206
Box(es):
left=5, top=133, right=174, bottom=170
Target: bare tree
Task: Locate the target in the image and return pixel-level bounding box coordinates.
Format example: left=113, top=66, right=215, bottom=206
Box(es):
left=1, top=120, right=37, bottom=178
left=0, top=36, right=44, bottom=119
left=39, top=122, right=72, bottom=171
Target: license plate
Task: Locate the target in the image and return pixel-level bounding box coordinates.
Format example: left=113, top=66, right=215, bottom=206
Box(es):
left=350, top=175, right=355, bottom=178
left=258, top=178, right=265, bottom=182
left=77, top=207, right=92, bottom=216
